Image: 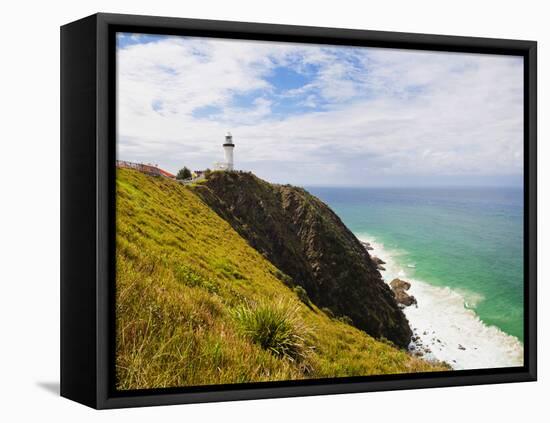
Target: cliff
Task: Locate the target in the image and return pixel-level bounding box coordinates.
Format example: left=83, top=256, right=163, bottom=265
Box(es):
left=192, top=171, right=412, bottom=347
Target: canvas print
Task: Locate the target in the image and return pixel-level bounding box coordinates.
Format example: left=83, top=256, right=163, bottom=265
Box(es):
left=115, top=32, right=524, bottom=391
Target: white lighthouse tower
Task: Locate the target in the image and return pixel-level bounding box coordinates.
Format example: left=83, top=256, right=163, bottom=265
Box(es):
left=222, top=132, right=235, bottom=171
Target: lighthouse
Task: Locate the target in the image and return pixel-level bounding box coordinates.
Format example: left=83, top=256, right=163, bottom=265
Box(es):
left=223, top=132, right=235, bottom=171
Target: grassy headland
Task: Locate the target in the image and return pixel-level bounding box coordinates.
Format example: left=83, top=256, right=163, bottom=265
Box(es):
left=116, top=168, right=448, bottom=390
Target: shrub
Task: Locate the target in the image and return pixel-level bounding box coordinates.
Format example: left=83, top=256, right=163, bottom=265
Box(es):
left=176, top=166, right=192, bottom=180
left=215, top=259, right=245, bottom=281
left=378, top=336, right=398, bottom=349
left=273, top=269, right=294, bottom=287
left=174, top=264, right=219, bottom=294
left=321, top=307, right=335, bottom=318
left=293, top=285, right=312, bottom=308
left=232, top=301, right=310, bottom=362
left=337, top=315, right=354, bottom=325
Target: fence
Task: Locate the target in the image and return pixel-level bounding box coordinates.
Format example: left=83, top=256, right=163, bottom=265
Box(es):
left=116, top=160, right=162, bottom=177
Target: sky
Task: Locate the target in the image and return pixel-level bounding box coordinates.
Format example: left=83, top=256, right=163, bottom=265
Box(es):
left=116, top=33, right=524, bottom=187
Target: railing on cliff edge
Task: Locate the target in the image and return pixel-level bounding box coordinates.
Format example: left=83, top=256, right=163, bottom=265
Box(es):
left=116, top=160, right=205, bottom=184
left=116, top=160, right=163, bottom=177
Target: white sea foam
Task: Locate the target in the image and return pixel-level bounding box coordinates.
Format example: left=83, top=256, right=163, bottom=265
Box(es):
left=357, top=233, right=524, bottom=370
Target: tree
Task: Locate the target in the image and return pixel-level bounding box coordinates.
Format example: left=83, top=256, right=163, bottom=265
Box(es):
left=176, top=166, right=192, bottom=180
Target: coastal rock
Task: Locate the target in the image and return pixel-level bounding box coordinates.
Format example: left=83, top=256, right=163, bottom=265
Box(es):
left=390, top=278, right=417, bottom=307
left=371, top=256, right=386, bottom=265
left=192, top=171, right=412, bottom=348
left=370, top=256, right=387, bottom=271
left=390, top=278, right=411, bottom=291
left=360, top=241, right=374, bottom=251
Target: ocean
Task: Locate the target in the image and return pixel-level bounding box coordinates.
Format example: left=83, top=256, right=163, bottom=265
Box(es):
left=307, top=186, right=524, bottom=370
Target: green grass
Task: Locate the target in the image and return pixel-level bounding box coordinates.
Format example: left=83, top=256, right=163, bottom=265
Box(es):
left=233, top=300, right=311, bottom=363
left=115, top=168, right=448, bottom=390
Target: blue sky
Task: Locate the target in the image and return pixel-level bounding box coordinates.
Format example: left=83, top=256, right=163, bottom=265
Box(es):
left=116, top=33, right=524, bottom=187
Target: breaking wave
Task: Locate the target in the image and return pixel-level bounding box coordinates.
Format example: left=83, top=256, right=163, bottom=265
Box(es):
left=358, top=233, right=524, bottom=370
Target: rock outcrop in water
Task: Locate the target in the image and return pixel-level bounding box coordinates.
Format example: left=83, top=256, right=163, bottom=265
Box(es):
left=192, top=171, right=412, bottom=348
left=390, top=278, right=417, bottom=307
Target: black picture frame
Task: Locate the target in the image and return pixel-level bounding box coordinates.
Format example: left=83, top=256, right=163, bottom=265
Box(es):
left=60, top=12, right=537, bottom=409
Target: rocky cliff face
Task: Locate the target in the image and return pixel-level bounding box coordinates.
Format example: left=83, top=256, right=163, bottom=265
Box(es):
left=192, top=171, right=412, bottom=348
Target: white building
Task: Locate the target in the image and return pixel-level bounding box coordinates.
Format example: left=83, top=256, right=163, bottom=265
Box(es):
left=214, top=132, right=235, bottom=171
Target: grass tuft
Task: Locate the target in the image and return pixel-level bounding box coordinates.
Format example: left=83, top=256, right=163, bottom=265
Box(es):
left=233, top=301, right=311, bottom=362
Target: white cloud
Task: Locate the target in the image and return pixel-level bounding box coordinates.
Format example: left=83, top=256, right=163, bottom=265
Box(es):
left=116, top=34, right=523, bottom=186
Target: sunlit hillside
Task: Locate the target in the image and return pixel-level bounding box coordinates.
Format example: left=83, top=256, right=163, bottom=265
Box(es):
left=115, top=168, right=447, bottom=390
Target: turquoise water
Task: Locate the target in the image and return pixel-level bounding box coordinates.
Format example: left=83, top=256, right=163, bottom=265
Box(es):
left=307, top=186, right=524, bottom=343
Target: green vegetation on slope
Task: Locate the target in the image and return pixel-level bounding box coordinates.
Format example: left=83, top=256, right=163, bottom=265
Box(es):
left=192, top=171, right=412, bottom=347
left=116, top=168, right=447, bottom=390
